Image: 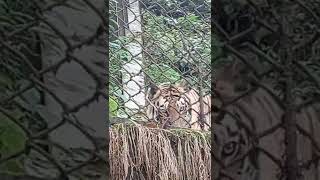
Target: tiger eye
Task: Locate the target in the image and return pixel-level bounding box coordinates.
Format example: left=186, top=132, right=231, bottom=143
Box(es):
left=222, top=141, right=237, bottom=156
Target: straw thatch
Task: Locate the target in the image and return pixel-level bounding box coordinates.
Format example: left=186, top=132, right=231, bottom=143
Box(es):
left=109, top=122, right=211, bottom=180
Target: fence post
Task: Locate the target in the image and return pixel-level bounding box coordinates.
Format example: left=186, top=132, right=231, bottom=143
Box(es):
left=280, top=15, right=299, bottom=180
left=122, top=0, right=145, bottom=116
left=198, top=67, right=205, bottom=130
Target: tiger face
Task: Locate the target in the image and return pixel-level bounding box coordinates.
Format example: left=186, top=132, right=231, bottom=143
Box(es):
left=213, top=61, right=260, bottom=179
left=146, top=81, right=211, bottom=130
left=146, top=82, right=188, bottom=127
left=213, top=114, right=258, bottom=180
left=146, top=82, right=181, bottom=127
left=155, top=96, right=169, bottom=111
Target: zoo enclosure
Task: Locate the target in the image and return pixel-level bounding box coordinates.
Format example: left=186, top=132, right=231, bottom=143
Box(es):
left=109, top=0, right=212, bottom=127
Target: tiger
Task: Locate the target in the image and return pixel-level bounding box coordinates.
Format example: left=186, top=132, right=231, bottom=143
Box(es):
left=213, top=60, right=320, bottom=180
left=146, top=80, right=211, bottom=131
left=212, top=60, right=277, bottom=180
left=213, top=119, right=258, bottom=180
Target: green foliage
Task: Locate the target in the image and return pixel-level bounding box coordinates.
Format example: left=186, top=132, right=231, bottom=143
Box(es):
left=145, top=64, right=181, bottom=84
left=109, top=96, right=119, bottom=117
left=141, top=0, right=211, bottom=18
left=0, top=111, right=27, bottom=175
left=143, top=11, right=211, bottom=89
left=0, top=54, right=26, bottom=176
left=109, top=38, right=132, bottom=74
left=109, top=37, right=132, bottom=115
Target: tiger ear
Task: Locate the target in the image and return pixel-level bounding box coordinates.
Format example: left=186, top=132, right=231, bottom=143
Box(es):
left=176, top=79, right=189, bottom=89
left=148, top=82, right=158, bottom=96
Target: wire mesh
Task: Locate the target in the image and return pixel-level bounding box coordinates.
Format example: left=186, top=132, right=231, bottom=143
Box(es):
left=213, top=0, right=320, bottom=180
left=1, top=0, right=106, bottom=179
left=2, top=0, right=320, bottom=179
left=109, top=0, right=212, bottom=131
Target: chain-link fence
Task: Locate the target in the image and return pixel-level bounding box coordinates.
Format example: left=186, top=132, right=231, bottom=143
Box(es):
left=1, top=1, right=107, bottom=179
left=213, top=0, right=320, bottom=180
left=109, top=0, right=212, bottom=130
left=2, top=0, right=320, bottom=179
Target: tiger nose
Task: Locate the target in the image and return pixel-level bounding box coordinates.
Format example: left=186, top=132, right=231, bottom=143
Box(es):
left=159, top=104, right=166, bottom=110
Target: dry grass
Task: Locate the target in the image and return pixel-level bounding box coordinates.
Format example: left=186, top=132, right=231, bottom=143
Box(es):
left=109, top=122, right=211, bottom=180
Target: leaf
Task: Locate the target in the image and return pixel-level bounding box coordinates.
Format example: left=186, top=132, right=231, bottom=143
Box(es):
left=109, top=96, right=119, bottom=117
left=0, top=112, right=27, bottom=175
